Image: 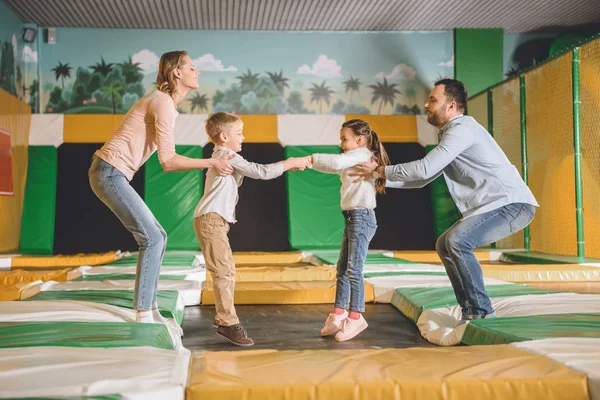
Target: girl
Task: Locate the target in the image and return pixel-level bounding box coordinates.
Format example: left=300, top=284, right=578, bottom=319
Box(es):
left=310, top=119, right=389, bottom=342
left=88, top=51, right=233, bottom=325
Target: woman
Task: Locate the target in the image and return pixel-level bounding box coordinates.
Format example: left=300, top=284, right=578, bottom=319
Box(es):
left=89, top=50, right=232, bottom=323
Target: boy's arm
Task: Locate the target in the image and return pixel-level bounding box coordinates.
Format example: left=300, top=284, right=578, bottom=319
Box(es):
left=312, top=149, right=371, bottom=174
left=230, top=154, right=311, bottom=180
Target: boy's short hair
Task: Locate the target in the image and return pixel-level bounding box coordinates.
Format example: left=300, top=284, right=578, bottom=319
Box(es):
left=206, top=112, right=240, bottom=143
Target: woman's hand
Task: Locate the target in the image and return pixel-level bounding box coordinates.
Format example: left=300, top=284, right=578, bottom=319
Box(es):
left=212, top=154, right=235, bottom=176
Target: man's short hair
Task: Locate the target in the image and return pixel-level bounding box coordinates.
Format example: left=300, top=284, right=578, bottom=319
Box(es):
left=434, top=79, right=467, bottom=113
left=205, top=112, right=240, bottom=141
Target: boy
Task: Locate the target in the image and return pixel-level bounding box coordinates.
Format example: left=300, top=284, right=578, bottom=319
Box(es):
left=194, top=112, right=311, bottom=346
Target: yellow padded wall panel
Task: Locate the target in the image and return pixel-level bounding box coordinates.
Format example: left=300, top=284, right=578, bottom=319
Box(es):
left=0, top=89, right=30, bottom=252
left=345, top=115, right=418, bottom=142
left=238, top=115, right=278, bottom=143
left=63, top=114, right=125, bottom=143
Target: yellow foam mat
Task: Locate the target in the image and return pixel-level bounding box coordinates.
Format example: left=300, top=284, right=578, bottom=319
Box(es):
left=187, top=346, right=587, bottom=400
left=201, top=281, right=374, bottom=305
left=205, top=265, right=336, bottom=283
left=0, top=269, right=81, bottom=285
left=392, top=250, right=489, bottom=263
left=0, top=282, right=41, bottom=301
left=10, top=251, right=121, bottom=268
left=526, top=281, right=600, bottom=294
left=232, top=252, right=305, bottom=264
left=480, top=263, right=600, bottom=282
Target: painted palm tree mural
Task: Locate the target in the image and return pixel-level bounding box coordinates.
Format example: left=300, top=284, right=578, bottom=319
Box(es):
left=45, top=54, right=145, bottom=114
left=188, top=92, right=209, bottom=113
left=39, top=31, right=453, bottom=114
left=309, top=81, right=335, bottom=113
left=266, top=70, right=290, bottom=94
left=369, top=78, right=402, bottom=114
left=236, top=68, right=260, bottom=92
left=343, top=76, right=361, bottom=102
left=89, top=57, right=114, bottom=78
left=119, top=56, right=143, bottom=84
left=51, top=62, right=72, bottom=89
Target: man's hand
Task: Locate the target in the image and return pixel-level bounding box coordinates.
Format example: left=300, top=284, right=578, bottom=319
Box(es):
left=212, top=154, right=235, bottom=176
left=348, top=159, right=379, bottom=182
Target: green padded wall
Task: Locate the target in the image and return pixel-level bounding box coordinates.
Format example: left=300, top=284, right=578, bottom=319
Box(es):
left=455, top=28, right=504, bottom=96
left=286, top=146, right=344, bottom=249
left=425, top=145, right=460, bottom=239
left=144, top=145, right=203, bottom=250
left=19, top=146, right=57, bottom=254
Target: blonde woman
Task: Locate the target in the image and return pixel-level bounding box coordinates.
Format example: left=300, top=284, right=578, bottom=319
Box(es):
left=89, top=51, right=233, bottom=324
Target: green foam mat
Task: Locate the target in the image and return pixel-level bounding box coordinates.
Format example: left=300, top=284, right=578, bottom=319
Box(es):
left=0, top=321, right=173, bottom=350
left=392, top=285, right=558, bottom=323
left=17, top=396, right=123, bottom=400
left=363, top=271, right=447, bottom=279
left=311, top=250, right=417, bottom=265
left=501, top=251, right=600, bottom=264
left=106, top=254, right=197, bottom=267
left=73, top=274, right=186, bottom=282
left=462, top=313, right=600, bottom=345
left=25, top=290, right=183, bottom=324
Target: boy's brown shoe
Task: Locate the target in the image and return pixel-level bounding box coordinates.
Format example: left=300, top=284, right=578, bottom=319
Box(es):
left=216, top=323, right=255, bottom=347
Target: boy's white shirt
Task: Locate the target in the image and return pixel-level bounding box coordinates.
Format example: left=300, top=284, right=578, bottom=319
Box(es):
left=312, top=147, right=377, bottom=211
left=194, top=145, right=284, bottom=223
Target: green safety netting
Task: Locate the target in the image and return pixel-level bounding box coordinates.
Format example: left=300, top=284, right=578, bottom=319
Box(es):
left=25, top=290, right=183, bottom=324
left=311, top=250, right=417, bottom=265
left=73, top=273, right=186, bottom=282
left=462, top=313, right=600, bottom=346
left=105, top=254, right=197, bottom=267
left=285, top=146, right=344, bottom=249
left=19, top=146, right=57, bottom=255
left=393, top=285, right=558, bottom=323
left=0, top=321, right=173, bottom=350
left=145, top=145, right=204, bottom=251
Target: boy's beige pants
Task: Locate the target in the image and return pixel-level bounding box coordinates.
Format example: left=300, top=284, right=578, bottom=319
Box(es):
left=194, top=212, right=239, bottom=326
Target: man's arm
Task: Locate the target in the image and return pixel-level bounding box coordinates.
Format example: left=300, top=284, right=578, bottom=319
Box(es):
left=385, top=125, right=474, bottom=182
left=384, top=171, right=443, bottom=189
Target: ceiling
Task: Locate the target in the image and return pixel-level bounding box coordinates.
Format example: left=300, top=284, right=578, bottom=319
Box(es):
left=3, top=0, right=600, bottom=33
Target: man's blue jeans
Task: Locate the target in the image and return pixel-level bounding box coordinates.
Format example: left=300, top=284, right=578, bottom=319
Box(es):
left=335, top=208, right=377, bottom=313
left=436, top=203, right=536, bottom=317
left=88, top=155, right=166, bottom=310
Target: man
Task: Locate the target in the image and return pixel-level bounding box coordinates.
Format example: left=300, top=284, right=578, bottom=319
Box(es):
left=352, top=79, right=538, bottom=321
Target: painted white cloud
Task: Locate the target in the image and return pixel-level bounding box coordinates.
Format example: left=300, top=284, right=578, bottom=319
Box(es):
left=438, top=56, right=454, bottom=67
left=193, top=54, right=237, bottom=72
left=22, top=45, right=37, bottom=63
left=297, top=55, right=342, bottom=78
left=375, top=64, right=417, bottom=81
left=132, top=49, right=160, bottom=74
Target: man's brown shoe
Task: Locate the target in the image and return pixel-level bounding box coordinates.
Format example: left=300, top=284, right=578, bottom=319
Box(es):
left=211, top=318, right=220, bottom=328
left=216, top=323, right=255, bottom=347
